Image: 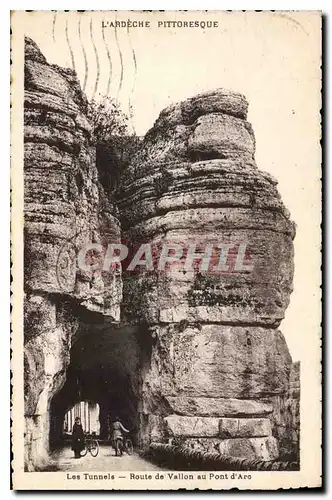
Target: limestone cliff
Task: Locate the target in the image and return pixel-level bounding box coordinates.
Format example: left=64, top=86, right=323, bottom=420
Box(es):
left=24, top=37, right=121, bottom=469
left=118, top=90, right=297, bottom=460
left=23, top=37, right=299, bottom=470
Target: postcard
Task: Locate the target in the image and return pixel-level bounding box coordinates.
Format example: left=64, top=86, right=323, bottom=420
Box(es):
left=11, top=10, right=322, bottom=490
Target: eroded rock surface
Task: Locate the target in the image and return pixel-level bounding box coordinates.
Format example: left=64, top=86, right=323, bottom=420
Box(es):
left=118, top=88, right=297, bottom=460
left=270, top=361, right=300, bottom=460
left=23, top=37, right=299, bottom=469
left=24, top=37, right=121, bottom=470
left=24, top=37, right=121, bottom=315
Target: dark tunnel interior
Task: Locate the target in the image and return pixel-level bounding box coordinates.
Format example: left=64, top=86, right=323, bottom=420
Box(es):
left=49, top=320, right=142, bottom=449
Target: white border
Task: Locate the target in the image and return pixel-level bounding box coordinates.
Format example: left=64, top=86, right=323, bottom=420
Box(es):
left=2, top=1, right=329, bottom=497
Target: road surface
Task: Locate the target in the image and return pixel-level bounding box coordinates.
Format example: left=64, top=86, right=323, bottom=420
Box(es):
left=48, top=444, right=160, bottom=471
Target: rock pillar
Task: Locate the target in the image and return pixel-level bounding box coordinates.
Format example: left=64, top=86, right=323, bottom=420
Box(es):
left=119, top=89, right=296, bottom=460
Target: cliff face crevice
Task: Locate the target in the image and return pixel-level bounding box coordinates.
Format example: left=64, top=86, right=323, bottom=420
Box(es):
left=23, top=38, right=299, bottom=470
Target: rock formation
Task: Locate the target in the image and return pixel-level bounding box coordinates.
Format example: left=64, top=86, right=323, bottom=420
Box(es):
left=118, top=89, right=297, bottom=461
left=271, top=361, right=300, bottom=460
left=23, top=37, right=299, bottom=470
left=24, top=37, right=121, bottom=470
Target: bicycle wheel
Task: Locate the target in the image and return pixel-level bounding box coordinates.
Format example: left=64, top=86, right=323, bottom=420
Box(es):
left=90, top=439, right=99, bottom=457
left=80, top=444, right=88, bottom=457
left=125, top=439, right=133, bottom=455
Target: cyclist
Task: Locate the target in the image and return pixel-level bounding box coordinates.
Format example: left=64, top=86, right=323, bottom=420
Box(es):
left=71, top=417, right=85, bottom=458
left=112, top=416, right=129, bottom=456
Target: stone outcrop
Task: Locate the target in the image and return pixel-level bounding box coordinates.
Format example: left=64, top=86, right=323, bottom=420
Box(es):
left=270, top=361, right=300, bottom=460
left=118, top=89, right=297, bottom=461
left=23, top=38, right=299, bottom=469
left=164, top=397, right=274, bottom=417
left=23, top=37, right=121, bottom=470
left=24, top=37, right=121, bottom=315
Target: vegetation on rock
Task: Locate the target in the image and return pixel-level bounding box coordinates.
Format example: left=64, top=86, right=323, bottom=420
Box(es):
left=87, top=97, right=141, bottom=192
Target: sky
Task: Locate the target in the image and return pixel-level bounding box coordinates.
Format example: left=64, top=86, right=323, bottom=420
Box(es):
left=22, top=11, right=322, bottom=360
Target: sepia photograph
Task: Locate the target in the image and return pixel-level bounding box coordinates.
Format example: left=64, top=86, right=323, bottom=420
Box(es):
left=10, top=9, right=321, bottom=490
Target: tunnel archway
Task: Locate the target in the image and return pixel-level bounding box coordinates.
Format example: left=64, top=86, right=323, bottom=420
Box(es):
left=49, top=318, right=142, bottom=450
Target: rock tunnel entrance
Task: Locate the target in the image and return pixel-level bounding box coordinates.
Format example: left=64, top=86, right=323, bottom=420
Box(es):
left=49, top=315, right=142, bottom=450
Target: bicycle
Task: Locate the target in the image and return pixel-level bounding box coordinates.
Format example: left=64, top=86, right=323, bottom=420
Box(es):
left=114, top=436, right=134, bottom=456
left=81, top=433, right=99, bottom=458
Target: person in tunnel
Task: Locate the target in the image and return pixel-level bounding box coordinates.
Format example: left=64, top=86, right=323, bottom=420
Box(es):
left=111, top=416, right=130, bottom=456
left=71, top=417, right=85, bottom=458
